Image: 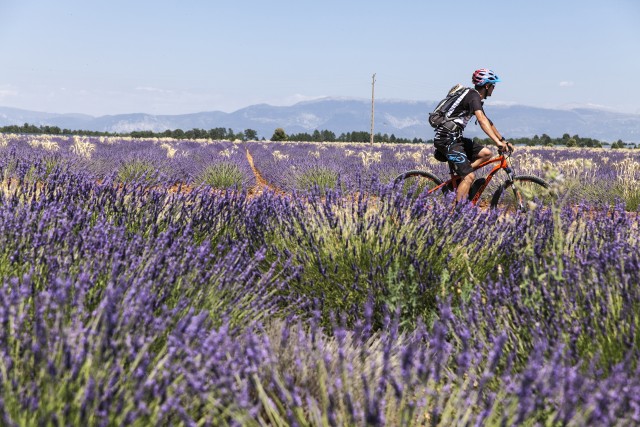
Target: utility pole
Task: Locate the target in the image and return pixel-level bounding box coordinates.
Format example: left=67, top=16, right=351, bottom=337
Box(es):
left=370, top=73, right=376, bottom=145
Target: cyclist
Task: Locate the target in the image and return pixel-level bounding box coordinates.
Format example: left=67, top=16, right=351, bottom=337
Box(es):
left=433, top=68, right=514, bottom=203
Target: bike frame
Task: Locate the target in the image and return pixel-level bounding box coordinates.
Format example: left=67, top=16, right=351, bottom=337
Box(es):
left=427, top=153, right=516, bottom=205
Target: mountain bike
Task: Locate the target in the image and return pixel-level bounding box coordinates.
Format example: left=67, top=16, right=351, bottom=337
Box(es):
left=393, top=149, right=549, bottom=211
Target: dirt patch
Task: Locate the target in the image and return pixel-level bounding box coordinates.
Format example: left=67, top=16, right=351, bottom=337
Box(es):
left=245, top=148, right=285, bottom=196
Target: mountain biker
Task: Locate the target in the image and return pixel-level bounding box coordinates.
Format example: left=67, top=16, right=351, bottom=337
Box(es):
left=433, top=68, right=514, bottom=203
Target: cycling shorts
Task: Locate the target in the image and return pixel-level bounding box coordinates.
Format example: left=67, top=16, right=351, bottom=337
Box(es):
left=434, top=136, right=485, bottom=177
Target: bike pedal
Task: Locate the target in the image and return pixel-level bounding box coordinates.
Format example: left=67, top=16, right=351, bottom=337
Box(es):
left=443, top=182, right=454, bottom=194
left=468, top=178, right=486, bottom=200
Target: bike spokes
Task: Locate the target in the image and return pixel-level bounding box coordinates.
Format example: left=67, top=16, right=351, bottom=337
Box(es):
left=491, top=175, right=549, bottom=212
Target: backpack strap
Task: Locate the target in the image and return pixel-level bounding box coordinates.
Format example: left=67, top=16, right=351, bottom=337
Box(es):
left=444, top=88, right=470, bottom=119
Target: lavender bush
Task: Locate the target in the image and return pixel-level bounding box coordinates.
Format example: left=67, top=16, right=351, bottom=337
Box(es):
left=0, top=134, right=639, bottom=425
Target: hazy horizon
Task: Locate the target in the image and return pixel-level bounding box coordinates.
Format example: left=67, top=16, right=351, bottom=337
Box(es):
left=1, top=0, right=639, bottom=116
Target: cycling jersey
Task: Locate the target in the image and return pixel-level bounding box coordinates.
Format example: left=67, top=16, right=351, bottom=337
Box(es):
left=433, top=89, right=486, bottom=177
left=434, top=89, right=484, bottom=139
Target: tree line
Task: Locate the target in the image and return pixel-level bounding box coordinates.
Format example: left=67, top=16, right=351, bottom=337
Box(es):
left=0, top=123, right=256, bottom=141
left=280, top=128, right=425, bottom=144
left=471, top=133, right=636, bottom=149
left=0, top=123, right=635, bottom=148
left=0, top=123, right=109, bottom=137
left=129, top=127, right=258, bottom=141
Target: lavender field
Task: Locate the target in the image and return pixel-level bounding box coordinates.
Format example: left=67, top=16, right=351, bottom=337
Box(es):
left=1, top=133, right=640, bottom=426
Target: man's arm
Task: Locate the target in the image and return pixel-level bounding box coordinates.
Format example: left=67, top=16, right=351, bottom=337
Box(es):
left=474, top=109, right=512, bottom=151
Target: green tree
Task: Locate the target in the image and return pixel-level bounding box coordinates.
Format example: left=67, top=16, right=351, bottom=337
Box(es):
left=271, top=128, right=287, bottom=141
left=611, top=139, right=625, bottom=149
left=208, top=128, right=227, bottom=140
left=321, top=130, right=336, bottom=142
left=243, top=129, right=258, bottom=141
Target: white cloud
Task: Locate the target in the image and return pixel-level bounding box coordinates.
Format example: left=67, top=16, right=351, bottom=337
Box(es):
left=135, top=86, right=174, bottom=94
left=557, top=102, right=621, bottom=112
left=265, top=93, right=326, bottom=106
left=484, top=100, right=518, bottom=107
left=383, top=113, right=421, bottom=129
left=559, top=81, right=575, bottom=87
left=0, top=88, right=18, bottom=98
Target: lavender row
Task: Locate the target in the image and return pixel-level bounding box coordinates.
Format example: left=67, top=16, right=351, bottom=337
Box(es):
left=245, top=141, right=444, bottom=193
left=4, top=134, right=640, bottom=209
left=0, top=134, right=256, bottom=189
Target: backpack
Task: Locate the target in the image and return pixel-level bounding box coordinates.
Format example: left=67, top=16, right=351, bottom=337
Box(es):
left=428, top=84, right=470, bottom=132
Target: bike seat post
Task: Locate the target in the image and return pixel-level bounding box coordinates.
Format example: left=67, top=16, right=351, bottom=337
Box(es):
left=448, top=162, right=455, bottom=176
left=447, top=162, right=459, bottom=190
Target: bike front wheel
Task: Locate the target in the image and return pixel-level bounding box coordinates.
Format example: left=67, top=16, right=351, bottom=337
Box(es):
left=490, top=175, right=549, bottom=212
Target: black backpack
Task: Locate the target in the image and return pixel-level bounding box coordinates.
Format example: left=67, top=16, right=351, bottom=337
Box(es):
left=428, top=84, right=470, bottom=131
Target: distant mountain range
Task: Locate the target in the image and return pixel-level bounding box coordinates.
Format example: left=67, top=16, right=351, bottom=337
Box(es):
left=1, top=98, right=639, bottom=142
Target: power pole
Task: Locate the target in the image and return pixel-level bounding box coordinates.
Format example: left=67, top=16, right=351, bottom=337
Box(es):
left=370, top=73, right=376, bottom=145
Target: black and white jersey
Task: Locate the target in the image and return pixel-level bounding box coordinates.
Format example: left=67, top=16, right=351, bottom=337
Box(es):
left=434, top=89, right=484, bottom=139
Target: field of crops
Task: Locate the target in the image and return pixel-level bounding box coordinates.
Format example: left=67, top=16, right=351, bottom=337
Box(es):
left=1, top=133, right=640, bottom=425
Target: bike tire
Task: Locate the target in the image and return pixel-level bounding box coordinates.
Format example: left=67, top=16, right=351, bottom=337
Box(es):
left=394, top=170, right=449, bottom=200
left=490, top=175, right=549, bottom=212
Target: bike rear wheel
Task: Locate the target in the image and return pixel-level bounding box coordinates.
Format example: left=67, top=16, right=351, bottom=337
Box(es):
left=393, top=170, right=451, bottom=200
left=490, top=175, right=549, bottom=212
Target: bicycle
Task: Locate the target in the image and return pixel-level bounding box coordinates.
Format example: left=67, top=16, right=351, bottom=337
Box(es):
left=393, top=149, right=549, bottom=212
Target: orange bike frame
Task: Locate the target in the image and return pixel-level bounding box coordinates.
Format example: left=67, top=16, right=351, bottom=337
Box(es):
left=427, top=155, right=509, bottom=205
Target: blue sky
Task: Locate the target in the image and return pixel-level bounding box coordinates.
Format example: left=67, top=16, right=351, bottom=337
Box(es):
left=1, top=0, right=639, bottom=116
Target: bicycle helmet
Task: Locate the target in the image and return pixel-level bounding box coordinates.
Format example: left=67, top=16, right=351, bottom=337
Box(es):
left=472, top=69, right=501, bottom=86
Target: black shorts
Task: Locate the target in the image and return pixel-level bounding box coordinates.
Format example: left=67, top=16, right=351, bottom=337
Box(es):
left=434, top=136, right=484, bottom=177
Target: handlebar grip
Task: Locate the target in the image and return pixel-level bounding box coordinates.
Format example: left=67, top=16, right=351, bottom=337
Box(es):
left=498, top=145, right=514, bottom=154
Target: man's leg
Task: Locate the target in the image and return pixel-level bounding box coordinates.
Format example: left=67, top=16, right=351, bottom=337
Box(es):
left=457, top=147, right=492, bottom=202
left=469, top=147, right=492, bottom=169
left=456, top=171, right=475, bottom=203
left=446, top=139, right=478, bottom=204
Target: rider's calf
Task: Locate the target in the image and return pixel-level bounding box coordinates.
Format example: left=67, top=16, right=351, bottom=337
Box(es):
left=462, top=171, right=476, bottom=185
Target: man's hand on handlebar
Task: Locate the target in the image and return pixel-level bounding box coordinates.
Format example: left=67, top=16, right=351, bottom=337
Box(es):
left=497, top=141, right=514, bottom=153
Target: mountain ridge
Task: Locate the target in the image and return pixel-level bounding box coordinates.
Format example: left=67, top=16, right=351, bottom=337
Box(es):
left=1, top=98, right=639, bottom=142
